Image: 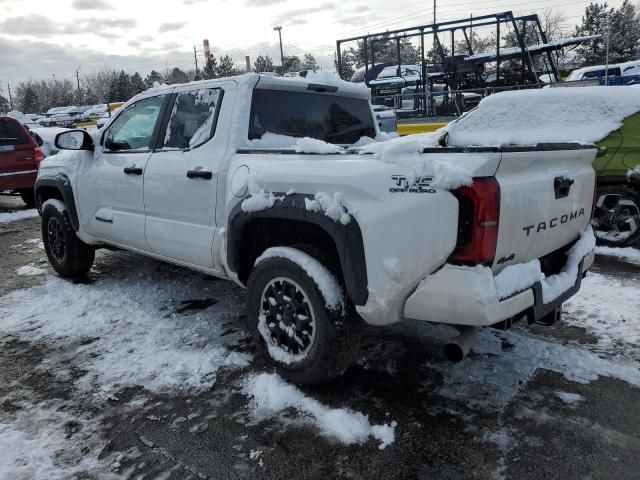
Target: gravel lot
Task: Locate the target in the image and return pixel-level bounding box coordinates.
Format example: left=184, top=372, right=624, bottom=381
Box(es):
left=1, top=195, right=639, bottom=480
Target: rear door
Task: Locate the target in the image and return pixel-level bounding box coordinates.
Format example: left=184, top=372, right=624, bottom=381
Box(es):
left=0, top=117, right=37, bottom=190
left=493, top=145, right=597, bottom=270
left=143, top=81, right=234, bottom=268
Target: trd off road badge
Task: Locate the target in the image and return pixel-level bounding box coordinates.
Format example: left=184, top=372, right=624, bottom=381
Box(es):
left=389, top=175, right=436, bottom=193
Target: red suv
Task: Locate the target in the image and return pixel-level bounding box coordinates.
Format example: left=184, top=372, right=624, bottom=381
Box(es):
left=0, top=116, right=44, bottom=207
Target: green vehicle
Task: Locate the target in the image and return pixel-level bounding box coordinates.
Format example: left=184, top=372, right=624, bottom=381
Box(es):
left=592, top=112, right=640, bottom=247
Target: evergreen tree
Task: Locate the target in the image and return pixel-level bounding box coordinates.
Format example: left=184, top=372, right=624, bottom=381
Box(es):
left=167, top=67, right=189, bottom=84
left=217, top=55, right=236, bottom=77
left=130, top=72, right=146, bottom=95
left=574, top=2, right=614, bottom=66
left=203, top=56, right=218, bottom=79
left=109, top=70, right=132, bottom=101
left=301, top=54, right=318, bottom=71
left=253, top=55, right=275, bottom=73
left=145, top=70, right=164, bottom=87
left=609, top=0, right=640, bottom=63
left=0, top=93, right=9, bottom=113
left=282, top=55, right=301, bottom=73
left=21, top=85, right=39, bottom=113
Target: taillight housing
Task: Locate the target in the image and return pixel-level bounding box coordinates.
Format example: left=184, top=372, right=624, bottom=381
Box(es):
left=34, top=146, right=44, bottom=165
left=452, top=177, right=500, bottom=265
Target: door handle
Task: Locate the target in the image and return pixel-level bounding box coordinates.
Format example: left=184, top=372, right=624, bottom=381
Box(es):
left=124, top=166, right=143, bottom=175
left=554, top=176, right=574, bottom=199
left=186, top=169, right=213, bottom=180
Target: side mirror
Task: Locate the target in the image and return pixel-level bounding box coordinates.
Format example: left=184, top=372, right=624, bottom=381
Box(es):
left=55, top=130, right=94, bottom=151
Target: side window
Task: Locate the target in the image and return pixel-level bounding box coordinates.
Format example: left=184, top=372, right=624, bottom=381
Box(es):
left=163, top=88, right=222, bottom=149
left=104, top=95, right=165, bottom=152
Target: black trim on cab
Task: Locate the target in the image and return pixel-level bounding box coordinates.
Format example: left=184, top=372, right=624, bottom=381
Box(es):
left=34, top=174, right=80, bottom=231
left=227, top=194, right=369, bottom=306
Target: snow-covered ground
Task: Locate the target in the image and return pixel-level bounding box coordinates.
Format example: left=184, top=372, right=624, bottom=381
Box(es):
left=0, top=209, right=39, bottom=223
left=1, top=213, right=639, bottom=477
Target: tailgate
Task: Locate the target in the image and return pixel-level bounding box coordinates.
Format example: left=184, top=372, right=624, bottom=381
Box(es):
left=493, top=145, right=597, bottom=271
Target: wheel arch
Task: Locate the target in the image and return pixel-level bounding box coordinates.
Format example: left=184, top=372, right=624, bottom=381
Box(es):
left=227, top=194, right=369, bottom=306
left=35, top=174, right=80, bottom=231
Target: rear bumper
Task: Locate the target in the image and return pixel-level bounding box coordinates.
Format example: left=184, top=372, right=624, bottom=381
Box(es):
left=403, top=251, right=594, bottom=327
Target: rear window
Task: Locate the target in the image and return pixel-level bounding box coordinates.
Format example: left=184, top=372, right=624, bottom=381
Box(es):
left=249, top=89, right=375, bottom=144
left=0, top=118, right=28, bottom=147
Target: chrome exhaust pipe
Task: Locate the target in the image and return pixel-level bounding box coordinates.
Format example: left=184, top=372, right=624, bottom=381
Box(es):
left=443, top=325, right=478, bottom=362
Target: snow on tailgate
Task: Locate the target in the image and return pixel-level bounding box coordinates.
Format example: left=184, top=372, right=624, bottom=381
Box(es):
left=445, top=86, right=640, bottom=146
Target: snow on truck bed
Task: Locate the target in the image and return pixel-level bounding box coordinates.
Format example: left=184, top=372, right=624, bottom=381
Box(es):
left=444, top=86, right=640, bottom=146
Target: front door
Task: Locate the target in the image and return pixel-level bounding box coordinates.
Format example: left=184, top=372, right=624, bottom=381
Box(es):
left=144, top=83, right=233, bottom=268
left=76, top=94, right=170, bottom=250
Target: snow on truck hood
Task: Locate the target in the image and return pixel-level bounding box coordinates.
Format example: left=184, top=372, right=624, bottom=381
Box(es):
left=444, top=86, right=640, bottom=146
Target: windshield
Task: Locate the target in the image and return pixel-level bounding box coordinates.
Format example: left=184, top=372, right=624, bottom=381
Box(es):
left=249, top=89, right=375, bottom=144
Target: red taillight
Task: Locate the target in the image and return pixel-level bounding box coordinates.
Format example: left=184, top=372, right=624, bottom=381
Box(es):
left=452, top=177, right=500, bottom=265
left=34, top=146, right=44, bottom=165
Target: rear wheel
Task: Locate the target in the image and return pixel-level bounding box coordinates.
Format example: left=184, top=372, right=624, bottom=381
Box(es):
left=41, top=200, right=95, bottom=278
left=592, top=184, right=640, bottom=247
left=19, top=189, right=36, bottom=208
left=246, top=247, right=361, bottom=385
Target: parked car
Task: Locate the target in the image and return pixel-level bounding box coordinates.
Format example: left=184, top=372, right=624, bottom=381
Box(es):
left=567, top=60, right=640, bottom=85
left=592, top=112, right=640, bottom=246
left=349, top=63, right=392, bottom=84
left=41, top=106, right=79, bottom=127
left=0, top=115, right=44, bottom=206
left=37, top=74, right=595, bottom=385
left=401, top=84, right=482, bottom=114
left=81, top=104, right=108, bottom=122
left=30, top=127, right=71, bottom=157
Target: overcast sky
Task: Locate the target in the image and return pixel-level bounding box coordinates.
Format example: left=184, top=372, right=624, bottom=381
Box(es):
left=0, top=0, right=627, bottom=89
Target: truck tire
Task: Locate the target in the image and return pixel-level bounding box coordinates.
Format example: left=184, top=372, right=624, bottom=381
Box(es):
left=592, top=184, right=640, bottom=247
left=19, top=189, right=36, bottom=208
left=247, top=247, right=361, bottom=385
left=41, top=199, right=95, bottom=278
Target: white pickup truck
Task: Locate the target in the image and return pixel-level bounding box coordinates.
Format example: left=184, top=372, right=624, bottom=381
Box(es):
left=35, top=74, right=596, bottom=384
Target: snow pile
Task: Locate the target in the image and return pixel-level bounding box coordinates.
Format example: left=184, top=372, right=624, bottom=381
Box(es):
left=0, top=271, right=251, bottom=397
left=555, top=391, right=585, bottom=405
left=445, top=87, right=640, bottom=146
left=494, top=260, right=544, bottom=300
left=541, top=226, right=596, bottom=303
left=357, top=132, right=439, bottom=161
left=243, top=373, right=396, bottom=449
left=0, top=403, right=120, bottom=480
left=241, top=173, right=284, bottom=213
left=564, top=271, right=640, bottom=353
left=0, top=209, right=38, bottom=223
left=284, top=70, right=368, bottom=93
left=295, top=137, right=343, bottom=154
left=245, top=132, right=344, bottom=153
left=255, top=247, right=344, bottom=310
left=595, top=246, right=640, bottom=266
left=304, top=191, right=351, bottom=225
left=15, top=265, right=46, bottom=276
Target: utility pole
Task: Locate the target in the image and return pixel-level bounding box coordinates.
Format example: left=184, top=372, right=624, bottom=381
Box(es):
left=273, top=26, right=284, bottom=68
left=75, top=67, right=81, bottom=93
left=433, top=0, right=436, bottom=24
left=193, top=46, right=199, bottom=76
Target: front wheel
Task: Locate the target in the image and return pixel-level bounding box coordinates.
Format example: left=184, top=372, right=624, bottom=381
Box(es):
left=592, top=184, right=640, bottom=247
left=246, top=247, right=361, bottom=385
left=41, top=199, right=95, bottom=278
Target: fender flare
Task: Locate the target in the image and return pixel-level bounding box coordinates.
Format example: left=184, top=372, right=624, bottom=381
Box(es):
left=227, top=194, right=369, bottom=306
left=34, top=173, right=80, bottom=231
